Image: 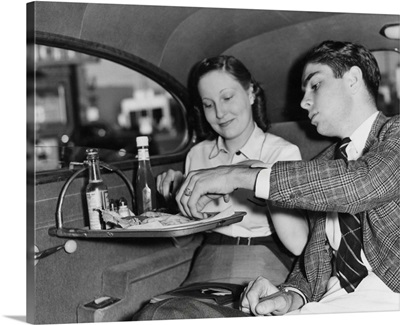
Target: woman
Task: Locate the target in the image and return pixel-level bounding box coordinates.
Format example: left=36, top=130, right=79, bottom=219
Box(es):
left=157, top=55, right=308, bottom=284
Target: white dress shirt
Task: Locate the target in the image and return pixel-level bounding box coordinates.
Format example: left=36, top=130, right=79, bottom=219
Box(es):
left=325, top=111, right=379, bottom=272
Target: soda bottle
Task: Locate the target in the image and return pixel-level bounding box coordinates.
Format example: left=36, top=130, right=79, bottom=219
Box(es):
left=85, top=148, right=109, bottom=229
left=135, top=136, right=157, bottom=214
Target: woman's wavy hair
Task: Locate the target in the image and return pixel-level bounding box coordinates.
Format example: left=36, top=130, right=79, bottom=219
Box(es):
left=187, top=55, right=270, bottom=140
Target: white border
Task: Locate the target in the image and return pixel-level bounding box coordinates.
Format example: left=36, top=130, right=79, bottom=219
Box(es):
left=1, top=1, right=398, bottom=325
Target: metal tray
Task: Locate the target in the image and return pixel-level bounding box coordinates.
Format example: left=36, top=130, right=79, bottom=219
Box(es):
left=48, top=211, right=246, bottom=238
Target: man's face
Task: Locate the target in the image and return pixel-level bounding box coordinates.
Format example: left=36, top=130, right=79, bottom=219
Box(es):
left=300, top=63, right=352, bottom=138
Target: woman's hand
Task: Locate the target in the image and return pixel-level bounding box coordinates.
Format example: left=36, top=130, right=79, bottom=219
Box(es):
left=156, top=169, right=184, bottom=200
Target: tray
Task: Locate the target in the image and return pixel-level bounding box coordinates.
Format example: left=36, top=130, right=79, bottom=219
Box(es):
left=48, top=211, right=246, bottom=238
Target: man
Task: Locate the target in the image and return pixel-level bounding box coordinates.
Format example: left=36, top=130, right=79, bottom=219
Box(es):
left=135, top=40, right=399, bottom=319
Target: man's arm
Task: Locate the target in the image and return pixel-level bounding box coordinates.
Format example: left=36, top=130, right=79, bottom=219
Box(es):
left=268, top=149, right=399, bottom=214
left=175, top=165, right=262, bottom=219
left=253, top=116, right=400, bottom=215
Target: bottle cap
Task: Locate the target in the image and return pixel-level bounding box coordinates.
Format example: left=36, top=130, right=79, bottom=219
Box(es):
left=86, top=148, right=99, bottom=159
left=119, top=197, right=127, bottom=206
left=109, top=199, right=116, bottom=210
left=136, top=136, right=149, bottom=147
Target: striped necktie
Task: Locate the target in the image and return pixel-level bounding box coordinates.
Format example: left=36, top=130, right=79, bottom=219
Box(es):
left=334, top=137, right=368, bottom=292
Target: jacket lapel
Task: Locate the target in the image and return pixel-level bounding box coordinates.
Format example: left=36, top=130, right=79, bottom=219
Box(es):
left=363, top=112, right=388, bottom=153
left=304, top=215, right=330, bottom=278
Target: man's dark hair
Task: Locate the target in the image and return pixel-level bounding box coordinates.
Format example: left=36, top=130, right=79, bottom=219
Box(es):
left=304, top=40, right=381, bottom=102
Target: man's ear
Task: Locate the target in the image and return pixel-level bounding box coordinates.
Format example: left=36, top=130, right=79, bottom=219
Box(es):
left=346, top=66, right=363, bottom=94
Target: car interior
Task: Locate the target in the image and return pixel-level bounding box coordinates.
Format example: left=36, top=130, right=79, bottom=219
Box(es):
left=27, top=2, right=399, bottom=323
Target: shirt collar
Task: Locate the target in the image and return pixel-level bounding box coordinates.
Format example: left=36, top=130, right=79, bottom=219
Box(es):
left=349, top=111, right=379, bottom=155
left=209, top=123, right=266, bottom=160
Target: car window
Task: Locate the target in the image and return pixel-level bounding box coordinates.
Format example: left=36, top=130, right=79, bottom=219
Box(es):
left=373, top=50, right=399, bottom=116
left=34, top=45, right=189, bottom=172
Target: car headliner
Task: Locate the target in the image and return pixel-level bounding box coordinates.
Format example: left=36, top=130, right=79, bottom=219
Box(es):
left=32, top=2, right=399, bottom=122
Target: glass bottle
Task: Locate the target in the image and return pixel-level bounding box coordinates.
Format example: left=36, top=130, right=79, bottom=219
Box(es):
left=109, top=199, right=117, bottom=212
left=85, top=148, right=109, bottom=229
left=135, top=136, right=157, bottom=215
left=118, top=197, right=131, bottom=217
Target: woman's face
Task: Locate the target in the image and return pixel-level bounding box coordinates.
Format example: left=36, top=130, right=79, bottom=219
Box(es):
left=198, top=70, right=255, bottom=144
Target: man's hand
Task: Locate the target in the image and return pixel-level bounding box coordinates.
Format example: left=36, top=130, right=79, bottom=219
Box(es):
left=240, top=276, right=293, bottom=316
left=175, top=165, right=260, bottom=219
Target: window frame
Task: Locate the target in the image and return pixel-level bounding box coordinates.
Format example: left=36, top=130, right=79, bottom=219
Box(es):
left=372, top=48, right=400, bottom=118
left=33, top=31, right=194, bottom=184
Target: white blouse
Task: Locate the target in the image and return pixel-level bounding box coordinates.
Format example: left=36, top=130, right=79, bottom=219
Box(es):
left=185, top=124, right=301, bottom=238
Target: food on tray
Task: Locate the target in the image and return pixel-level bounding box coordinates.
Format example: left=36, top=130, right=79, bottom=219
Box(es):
left=100, top=209, right=140, bottom=228
left=96, top=207, right=235, bottom=231
left=100, top=209, right=199, bottom=229
left=140, top=211, right=192, bottom=226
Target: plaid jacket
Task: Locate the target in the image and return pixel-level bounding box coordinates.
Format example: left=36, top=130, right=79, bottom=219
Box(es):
left=269, top=112, right=400, bottom=302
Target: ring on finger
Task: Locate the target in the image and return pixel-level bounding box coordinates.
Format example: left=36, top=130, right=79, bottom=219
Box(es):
left=184, top=188, right=192, bottom=196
